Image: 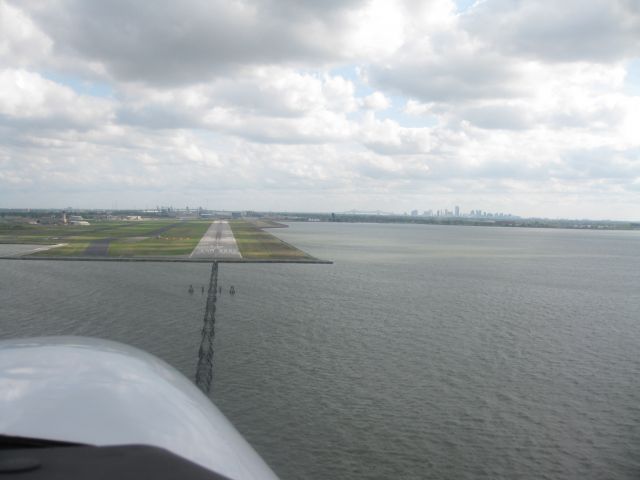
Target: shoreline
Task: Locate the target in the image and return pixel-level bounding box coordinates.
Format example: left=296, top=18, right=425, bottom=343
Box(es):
left=0, top=254, right=332, bottom=264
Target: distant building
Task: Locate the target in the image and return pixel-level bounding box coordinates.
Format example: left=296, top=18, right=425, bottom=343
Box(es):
left=455, top=206, right=460, bottom=217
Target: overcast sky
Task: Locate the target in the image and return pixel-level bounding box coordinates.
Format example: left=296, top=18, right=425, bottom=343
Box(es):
left=1, top=0, right=639, bottom=219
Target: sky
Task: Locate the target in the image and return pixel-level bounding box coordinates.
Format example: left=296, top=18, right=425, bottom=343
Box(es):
left=1, top=0, right=639, bottom=219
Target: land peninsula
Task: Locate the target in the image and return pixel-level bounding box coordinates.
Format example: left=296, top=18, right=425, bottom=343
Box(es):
left=0, top=217, right=326, bottom=263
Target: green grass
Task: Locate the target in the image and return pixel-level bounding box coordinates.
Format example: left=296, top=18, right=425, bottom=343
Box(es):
left=0, top=220, right=212, bottom=258
left=31, top=243, right=91, bottom=256
left=2, top=219, right=318, bottom=261
left=0, top=224, right=84, bottom=244
left=0, top=220, right=179, bottom=243
left=250, top=219, right=287, bottom=228
left=229, top=220, right=312, bottom=259
left=108, top=221, right=211, bottom=256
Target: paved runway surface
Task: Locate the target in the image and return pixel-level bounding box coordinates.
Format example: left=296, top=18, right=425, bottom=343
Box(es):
left=190, top=221, right=242, bottom=259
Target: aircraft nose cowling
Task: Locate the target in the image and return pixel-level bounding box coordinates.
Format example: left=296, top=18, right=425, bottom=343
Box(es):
left=0, top=336, right=278, bottom=480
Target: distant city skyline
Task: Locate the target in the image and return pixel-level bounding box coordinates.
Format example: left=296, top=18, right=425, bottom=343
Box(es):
left=1, top=1, right=639, bottom=220
left=4, top=204, right=634, bottom=223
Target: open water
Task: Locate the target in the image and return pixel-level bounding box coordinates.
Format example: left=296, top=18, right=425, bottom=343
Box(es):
left=1, top=223, right=639, bottom=479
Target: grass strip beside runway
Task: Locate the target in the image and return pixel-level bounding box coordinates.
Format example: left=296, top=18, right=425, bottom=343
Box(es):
left=32, top=242, right=90, bottom=256
left=228, top=219, right=312, bottom=260
left=108, top=221, right=212, bottom=256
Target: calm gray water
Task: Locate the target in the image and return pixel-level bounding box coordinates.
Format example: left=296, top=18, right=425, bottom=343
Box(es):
left=1, top=223, right=640, bottom=479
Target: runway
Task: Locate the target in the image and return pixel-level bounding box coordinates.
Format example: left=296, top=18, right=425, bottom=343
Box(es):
left=190, top=221, right=242, bottom=260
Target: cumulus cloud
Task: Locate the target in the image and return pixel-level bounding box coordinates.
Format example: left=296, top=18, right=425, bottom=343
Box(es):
left=114, top=67, right=358, bottom=143
left=12, top=0, right=396, bottom=85
left=359, top=112, right=434, bottom=155
left=0, top=69, right=113, bottom=130
left=370, top=50, right=526, bottom=103
left=0, top=1, right=52, bottom=67
left=463, top=0, right=640, bottom=63
left=1, top=0, right=639, bottom=218
left=362, top=92, right=391, bottom=110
